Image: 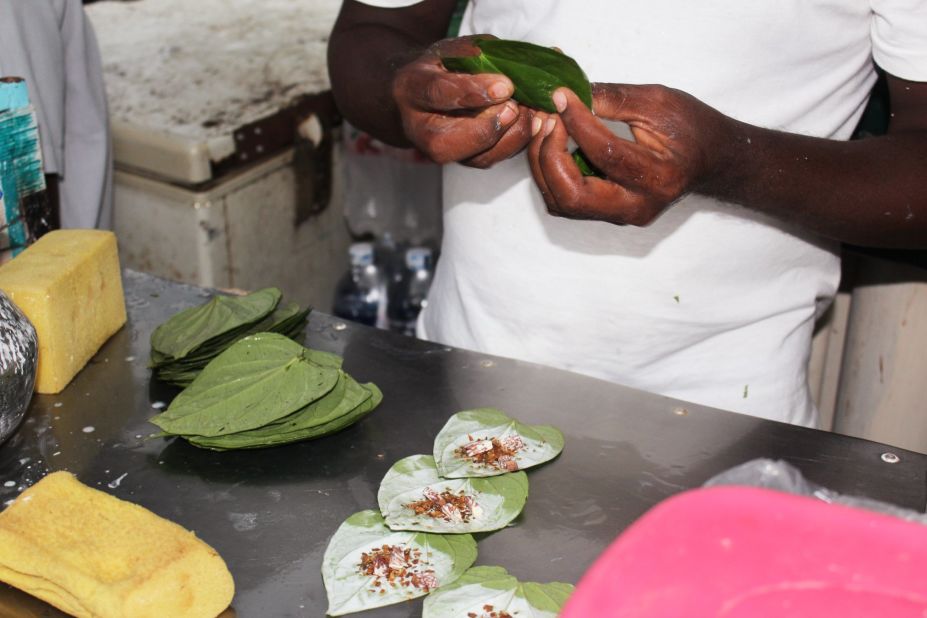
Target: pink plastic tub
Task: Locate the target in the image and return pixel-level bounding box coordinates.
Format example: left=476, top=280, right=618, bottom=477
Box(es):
left=562, top=486, right=927, bottom=617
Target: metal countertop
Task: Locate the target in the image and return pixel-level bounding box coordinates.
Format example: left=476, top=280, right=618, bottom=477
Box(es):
left=1, top=270, right=924, bottom=617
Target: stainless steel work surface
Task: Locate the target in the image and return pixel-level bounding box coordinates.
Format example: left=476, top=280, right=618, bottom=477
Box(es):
left=1, top=270, right=924, bottom=617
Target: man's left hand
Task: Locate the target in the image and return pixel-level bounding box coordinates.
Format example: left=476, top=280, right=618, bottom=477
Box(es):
left=527, top=83, right=735, bottom=226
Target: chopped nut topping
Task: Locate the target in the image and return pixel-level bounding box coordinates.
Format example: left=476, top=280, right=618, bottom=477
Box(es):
left=456, top=434, right=525, bottom=471
left=405, top=488, right=479, bottom=523
left=467, top=605, right=514, bottom=618
left=358, top=544, right=437, bottom=592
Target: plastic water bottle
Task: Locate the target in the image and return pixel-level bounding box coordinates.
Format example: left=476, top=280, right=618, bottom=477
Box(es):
left=375, top=233, right=404, bottom=329
left=332, top=242, right=385, bottom=327
left=388, top=246, right=434, bottom=336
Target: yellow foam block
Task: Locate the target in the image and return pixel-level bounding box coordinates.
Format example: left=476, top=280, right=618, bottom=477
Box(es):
left=0, top=229, right=127, bottom=393
left=0, top=472, right=235, bottom=618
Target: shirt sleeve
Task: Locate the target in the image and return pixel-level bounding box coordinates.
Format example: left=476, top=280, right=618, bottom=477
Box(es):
left=352, top=0, right=424, bottom=7
left=870, top=0, right=927, bottom=80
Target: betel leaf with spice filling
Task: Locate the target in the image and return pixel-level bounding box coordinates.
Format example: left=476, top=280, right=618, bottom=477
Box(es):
left=422, top=565, right=574, bottom=618
left=378, top=455, right=529, bottom=534
left=442, top=38, right=601, bottom=176
left=322, top=510, right=477, bottom=616
left=434, top=408, right=564, bottom=478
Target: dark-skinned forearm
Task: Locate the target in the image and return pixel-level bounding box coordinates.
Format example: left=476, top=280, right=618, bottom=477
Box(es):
left=327, top=0, right=456, bottom=147
left=328, top=24, right=418, bottom=147
left=705, top=76, right=927, bottom=248
left=705, top=124, right=927, bottom=248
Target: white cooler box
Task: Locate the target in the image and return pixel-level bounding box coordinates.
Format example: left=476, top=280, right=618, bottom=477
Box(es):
left=88, top=0, right=351, bottom=310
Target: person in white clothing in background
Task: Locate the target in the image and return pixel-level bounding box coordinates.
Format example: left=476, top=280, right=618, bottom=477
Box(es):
left=0, top=0, right=113, bottom=230
left=328, top=0, right=927, bottom=427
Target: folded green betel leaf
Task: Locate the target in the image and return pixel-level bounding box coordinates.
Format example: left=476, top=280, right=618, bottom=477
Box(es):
left=150, top=333, right=382, bottom=450
left=443, top=38, right=601, bottom=176
left=148, top=287, right=312, bottom=386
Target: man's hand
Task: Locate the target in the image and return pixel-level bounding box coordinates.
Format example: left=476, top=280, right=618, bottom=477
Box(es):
left=527, top=83, right=735, bottom=226
left=331, top=0, right=926, bottom=247
left=392, top=37, right=534, bottom=168
left=528, top=78, right=927, bottom=247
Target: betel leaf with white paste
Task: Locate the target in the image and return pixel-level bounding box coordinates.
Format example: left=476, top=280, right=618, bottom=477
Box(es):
left=422, top=565, right=574, bottom=618
left=378, top=455, right=529, bottom=534
left=434, top=408, right=564, bottom=478
left=322, top=510, right=477, bottom=616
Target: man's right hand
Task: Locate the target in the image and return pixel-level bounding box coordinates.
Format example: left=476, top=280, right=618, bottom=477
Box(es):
left=391, top=36, right=534, bottom=168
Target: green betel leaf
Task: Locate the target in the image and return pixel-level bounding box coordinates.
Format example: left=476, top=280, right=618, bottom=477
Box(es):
left=441, top=53, right=500, bottom=78
left=149, top=287, right=313, bottom=387
left=294, top=381, right=383, bottom=439
left=442, top=39, right=602, bottom=177
left=434, top=408, right=565, bottom=478
left=422, top=565, right=574, bottom=618
left=150, top=333, right=339, bottom=437
left=185, top=370, right=352, bottom=449
left=150, top=287, right=281, bottom=361
left=322, top=510, right=477, bottom=616
left=196, top=382, right=383, bottom=450
left=250, top=301, right=311, bottom=338
left=378, top=455, right=528, bottom=534
left=573, top=148, right=602, bottom=177
left=303, top=347, right=344, bottom=370
left=187, top=378, right=381, bottom=450
left=443, top=39, right=592, bottom=113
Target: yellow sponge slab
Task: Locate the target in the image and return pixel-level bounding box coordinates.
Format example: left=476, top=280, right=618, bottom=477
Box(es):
left=0, top=229, right=127, bottom=393
left=0, top=472, right=235, bottom=618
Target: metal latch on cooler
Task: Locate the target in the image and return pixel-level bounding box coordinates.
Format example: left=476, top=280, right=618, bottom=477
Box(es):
left=220, top=91, right=340, bottom=224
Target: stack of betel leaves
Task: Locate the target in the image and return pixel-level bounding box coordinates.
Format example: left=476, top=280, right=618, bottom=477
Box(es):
left=149, top=333, right=382, bottom=451
left=149, top=287, right=310, bottom=387
left=322, top=408, right=573, bottom=617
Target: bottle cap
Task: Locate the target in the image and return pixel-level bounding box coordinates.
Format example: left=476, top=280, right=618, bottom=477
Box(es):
left=349, top=242, right=375, bottom=267
left=405, top=247, right=433, bottom=270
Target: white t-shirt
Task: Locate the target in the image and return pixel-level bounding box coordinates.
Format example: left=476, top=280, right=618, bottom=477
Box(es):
left=356, top=0, right=927, bottom=426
